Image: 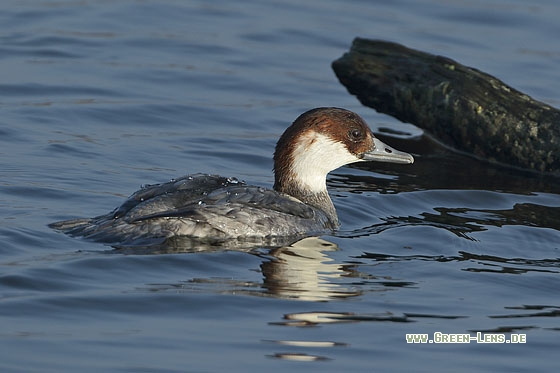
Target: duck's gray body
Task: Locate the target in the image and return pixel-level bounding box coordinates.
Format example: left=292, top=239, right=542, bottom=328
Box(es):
left=50, top=174, right=334, bottom=246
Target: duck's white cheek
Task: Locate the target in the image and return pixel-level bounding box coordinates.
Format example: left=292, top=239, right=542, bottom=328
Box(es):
left=290, top=134, right=361, bottom=193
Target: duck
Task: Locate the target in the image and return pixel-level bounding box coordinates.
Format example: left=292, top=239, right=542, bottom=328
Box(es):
left=50, top=107, right=413, bottom=246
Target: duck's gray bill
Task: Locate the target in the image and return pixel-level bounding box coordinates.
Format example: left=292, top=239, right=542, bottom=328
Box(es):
left=362, top=138, right=414, bottom=164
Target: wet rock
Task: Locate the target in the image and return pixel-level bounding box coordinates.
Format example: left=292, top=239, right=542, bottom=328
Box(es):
left=332, top=38, right=560, bottom=175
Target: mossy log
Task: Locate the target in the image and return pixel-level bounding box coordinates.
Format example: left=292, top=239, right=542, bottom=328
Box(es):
left=332, top=38, right=560, bottom=175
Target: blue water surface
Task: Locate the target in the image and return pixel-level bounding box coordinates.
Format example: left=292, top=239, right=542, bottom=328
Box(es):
left=1, top=0, right=559, bottom=372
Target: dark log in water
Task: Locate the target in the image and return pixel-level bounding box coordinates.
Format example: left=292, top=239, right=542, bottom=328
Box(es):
left=332, top=38, right=560, bottom=175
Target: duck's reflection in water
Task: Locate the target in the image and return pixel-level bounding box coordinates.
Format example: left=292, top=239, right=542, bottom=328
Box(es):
left=130, top=236, right=364, bottom=301
left=259, top=237, right=362, bottom=301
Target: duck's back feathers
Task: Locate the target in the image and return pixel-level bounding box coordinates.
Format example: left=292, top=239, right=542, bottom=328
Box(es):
left=50, top=174, right=334, bottom=247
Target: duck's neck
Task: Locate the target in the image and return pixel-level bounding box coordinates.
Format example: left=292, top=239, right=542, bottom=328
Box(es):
left=274, top=177, right=339, bottom=228
left=273, top=131, right=348, bottom=227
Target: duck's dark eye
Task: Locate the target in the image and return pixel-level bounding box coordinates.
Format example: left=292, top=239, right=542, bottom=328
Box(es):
left=348, top=128, right=363, bottom=141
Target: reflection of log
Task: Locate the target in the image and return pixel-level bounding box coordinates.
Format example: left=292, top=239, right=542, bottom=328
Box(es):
left=332, top=38, right=560, bottom=175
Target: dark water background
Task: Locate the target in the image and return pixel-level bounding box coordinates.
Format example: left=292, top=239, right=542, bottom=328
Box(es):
left=1, top=0, right=559, bottom=372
